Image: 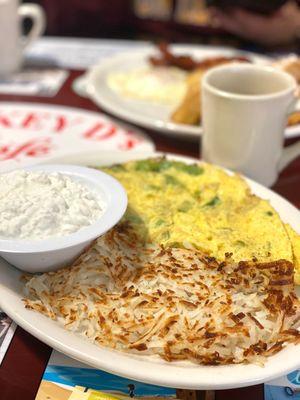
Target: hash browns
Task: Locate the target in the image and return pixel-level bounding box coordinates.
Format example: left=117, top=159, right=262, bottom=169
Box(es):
left=24, top=224, right=300, bottom=365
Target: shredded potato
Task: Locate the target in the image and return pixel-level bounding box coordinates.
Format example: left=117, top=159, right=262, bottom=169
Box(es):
left=24, top=224, right=300, bottom=365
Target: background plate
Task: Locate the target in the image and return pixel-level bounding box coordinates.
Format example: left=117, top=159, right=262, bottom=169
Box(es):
left=0, top=102, right=154, bottom=170
left=84, top=44, right=299, bottom=139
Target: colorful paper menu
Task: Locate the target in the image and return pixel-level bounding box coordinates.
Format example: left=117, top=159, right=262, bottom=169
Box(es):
left=265, top=371, right=300, bottom=399
left=35, top=351, right=178, bottom=400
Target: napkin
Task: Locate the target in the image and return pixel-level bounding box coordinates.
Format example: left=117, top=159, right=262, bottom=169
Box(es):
left=0, top=69, right=68, bottom=97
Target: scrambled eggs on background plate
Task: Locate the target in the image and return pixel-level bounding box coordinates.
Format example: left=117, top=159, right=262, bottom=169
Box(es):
left=102, top=157, right=300, bottom=284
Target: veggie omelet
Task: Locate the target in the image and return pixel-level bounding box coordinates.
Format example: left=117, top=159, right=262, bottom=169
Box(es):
left=102, top=158, right=300, bottom=283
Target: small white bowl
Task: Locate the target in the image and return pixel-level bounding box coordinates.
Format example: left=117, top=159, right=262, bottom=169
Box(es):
left=0, top=164, right=127, bottom=273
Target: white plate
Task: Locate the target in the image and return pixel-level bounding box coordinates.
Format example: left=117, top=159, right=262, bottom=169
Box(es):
left=1, top=152, right=300, bottom=390
left=0, top=102, right=154, bottom=169
left=85, top=44, right=300, bottom=139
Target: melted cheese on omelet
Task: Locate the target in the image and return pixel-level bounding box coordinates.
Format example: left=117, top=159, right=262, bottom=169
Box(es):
left=102, top=158, right=294, bottom=266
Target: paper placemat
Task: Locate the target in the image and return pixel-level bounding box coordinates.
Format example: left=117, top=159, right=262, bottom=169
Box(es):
left=265, top=371, right=300, bottom=399
left=35, top=351, right=178, bottom=400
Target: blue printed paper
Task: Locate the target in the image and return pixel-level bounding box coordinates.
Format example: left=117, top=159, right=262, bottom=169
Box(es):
left=265, top=370, right=300, bottom=399
left=35, top=351, right=177, bottom=400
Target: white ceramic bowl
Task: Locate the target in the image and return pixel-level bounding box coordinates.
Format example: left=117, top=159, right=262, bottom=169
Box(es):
left=0, top=164, right=127, bottom=273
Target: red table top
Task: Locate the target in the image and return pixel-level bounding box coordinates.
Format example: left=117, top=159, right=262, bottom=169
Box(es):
left=0, top=70, right=299, bottom=400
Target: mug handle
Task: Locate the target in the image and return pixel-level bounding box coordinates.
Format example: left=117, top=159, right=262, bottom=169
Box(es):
left=18, top=4, right=46, bottom=51
left=278, top=97, right=300, bottom=172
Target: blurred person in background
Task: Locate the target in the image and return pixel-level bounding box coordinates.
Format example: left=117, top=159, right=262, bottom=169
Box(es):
left=35, top=0, right=300, bottom=48
left=210, top=0, right=300, bottom=46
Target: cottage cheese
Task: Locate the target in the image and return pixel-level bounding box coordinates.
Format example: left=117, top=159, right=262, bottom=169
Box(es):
left=0, top=170, right=105, bottom=240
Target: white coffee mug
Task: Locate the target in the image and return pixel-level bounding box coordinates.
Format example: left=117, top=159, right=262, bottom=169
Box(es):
left=0, top=0, right=46, bottom=76
left=201, top=63, right=300, bottom=187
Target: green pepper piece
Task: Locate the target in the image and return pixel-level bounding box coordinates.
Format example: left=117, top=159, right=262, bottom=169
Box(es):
left=155, top=219, right=165, bottom=227
left=178, top=200, right=192, bottom=212
left=203, top=196, right=220, bottom=207
left=164, top=174, right=182, bottom=186
left=179, top=164, right=204, bottom=176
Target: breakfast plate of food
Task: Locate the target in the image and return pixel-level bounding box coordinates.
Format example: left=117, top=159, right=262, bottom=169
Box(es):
left=85, top=43, right=300, bottom=139
left=1, top=152, right=300, bottom=389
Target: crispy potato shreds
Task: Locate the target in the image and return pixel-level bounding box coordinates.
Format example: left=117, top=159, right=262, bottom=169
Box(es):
left=23, top=224, right=300, bottom=365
